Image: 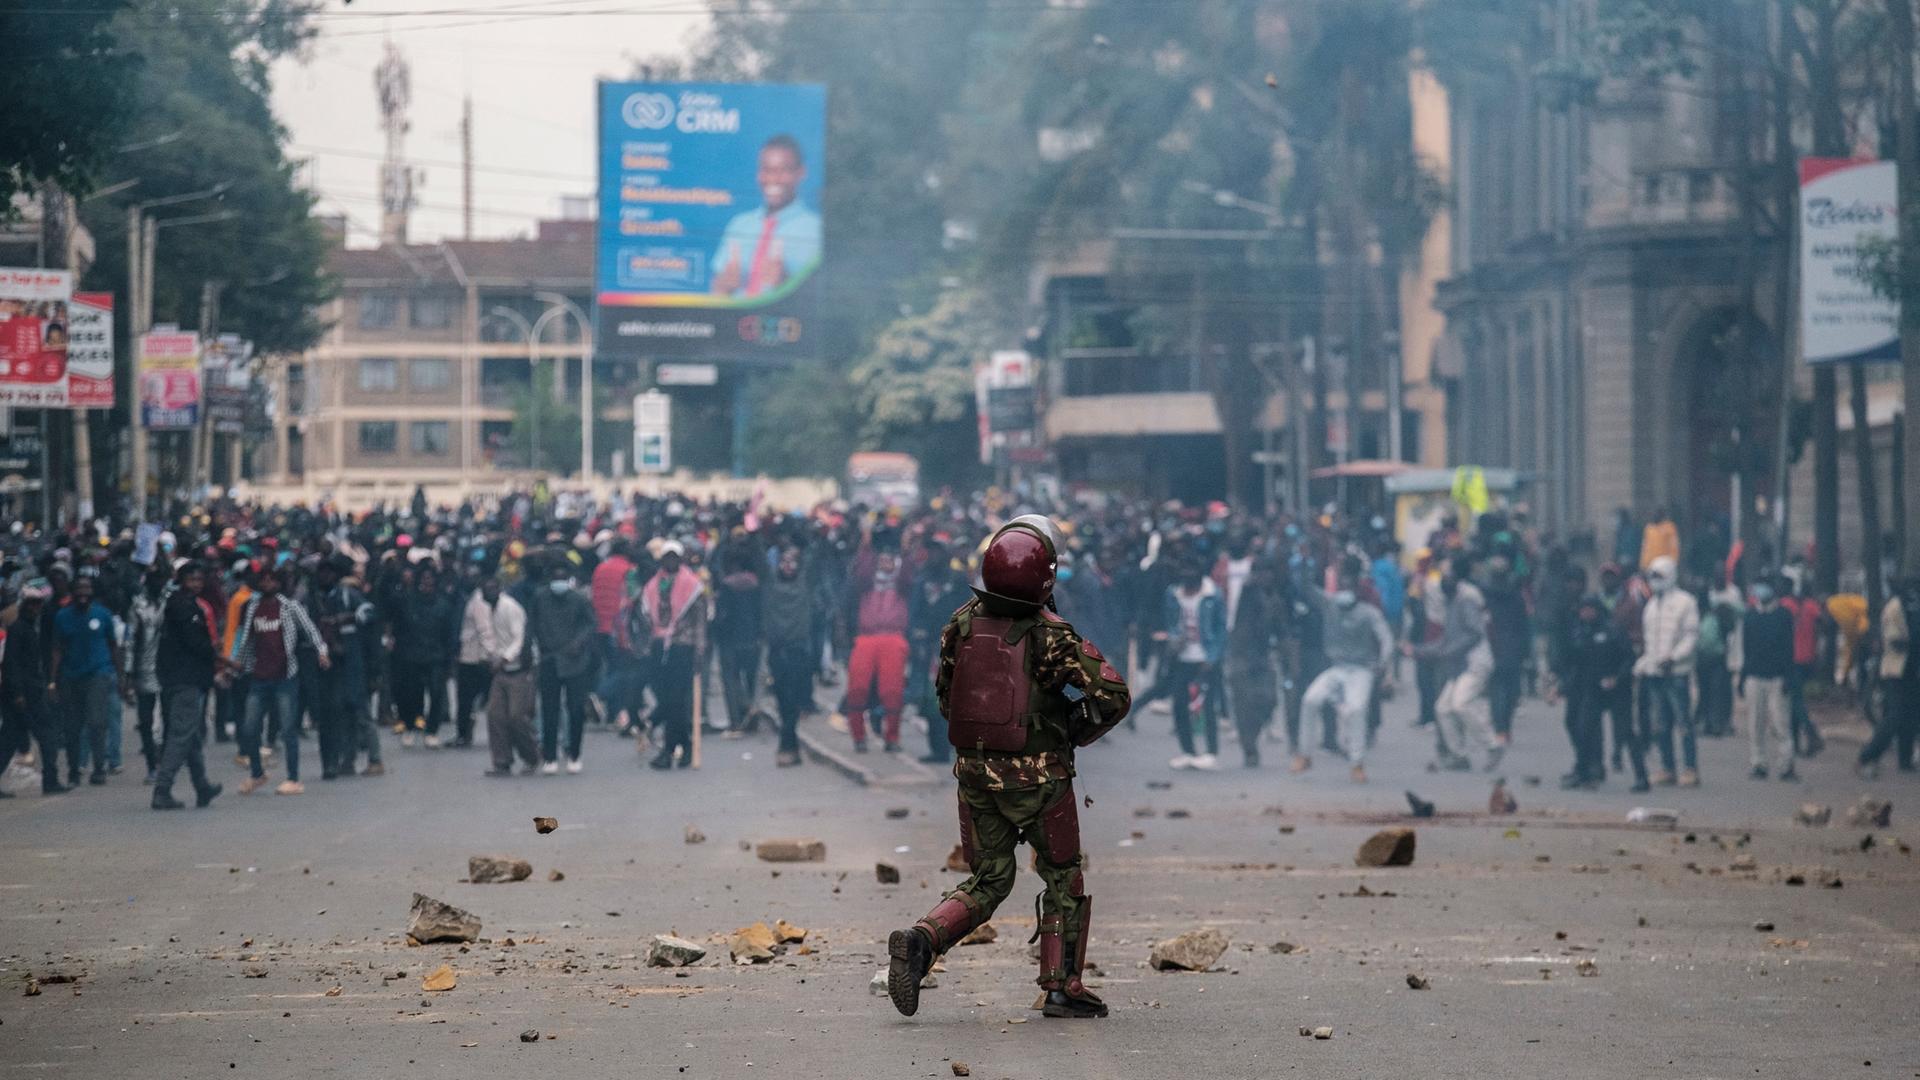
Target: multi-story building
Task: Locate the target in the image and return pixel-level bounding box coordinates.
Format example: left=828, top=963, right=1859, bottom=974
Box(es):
left=261, top=218, right=641, bottom=492
left=1431, top=0, right=1902, bottom=563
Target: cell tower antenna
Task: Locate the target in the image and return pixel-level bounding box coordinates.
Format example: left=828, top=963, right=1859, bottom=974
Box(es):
left=375, top=42, right=414, bottom=246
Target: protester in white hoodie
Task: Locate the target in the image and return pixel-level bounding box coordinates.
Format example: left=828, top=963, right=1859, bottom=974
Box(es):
left=1635, top=556, right=1701, bottom=787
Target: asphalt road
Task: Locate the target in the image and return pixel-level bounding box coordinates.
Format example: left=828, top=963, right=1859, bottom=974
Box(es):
left=2, top=682, right=1916, bottom=1079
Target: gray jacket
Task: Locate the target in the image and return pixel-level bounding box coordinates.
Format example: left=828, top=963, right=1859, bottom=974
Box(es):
left=1318, top=593, right=1394, bottom=670
left=1412, top=580, right=1486, bottom=680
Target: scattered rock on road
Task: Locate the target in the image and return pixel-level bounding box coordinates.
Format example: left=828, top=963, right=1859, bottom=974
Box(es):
left=519, top=1030, right=540, bottom=1043
left=467, top=856, right=532, bottom=884
left=729, top=922, right=781, bottom=964
left=1149, top=928, right=1229, bottom=972
left=407, top=893, right=481, bottom=944
left=684, top=825, right=707, bottom=844
left=951, top=1062, right=971, bottom=1076
left=1270, top=941, right=1299, bottom=955
left=868, top=969, right=888, bottom=995
left=1406, top=973, right=1430, bottom=990
left=1355, top=828, right=1417, bottom=868
left=876, top=862, right=902, bottom=885
left=1795, top=804, right=1832, bottom=827
left=1489, top=779, right=1517, bottom=815
left=1576, top=958, right=1598, bottom=977
left=647, top=934, right=707, bottom=967
left=944, top=844, right=970, bottom=872
left=421, top=964, right=457, bottom=992
left=533, top=817, right=558, bottom=834
left=755, top=838, right=827, bottom=863
left=1405, top=791, right=1435, bottom=818
left=1313, top=1026, right=1333, bottom=1039
left=886, top=807, right=911, bottom=819
left=1753, top=920, right=1775, bottom=932
left=547, top=869, right=565, bottom=882
left=772, top=919, right=808, bottom=944
left=1846, top=797, right=1892, bottom=829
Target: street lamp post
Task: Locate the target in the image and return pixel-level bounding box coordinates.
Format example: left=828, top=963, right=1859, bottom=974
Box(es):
left=126, top=183, right=232, bottom=520
left=489, top=303, right=577, bottom=476
left=534, top=292, right=593, bottom=479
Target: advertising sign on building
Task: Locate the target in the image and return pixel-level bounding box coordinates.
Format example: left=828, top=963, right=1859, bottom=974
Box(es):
left=632, top=389, right=671, bottom=474
left=202, top=334, right=253, bottom=435
left=139, top=329, right=202, bottom=429
left=974, top=350, right=1035, bottom=465
left=0, top=267, right=72, bottom=407
left=596, top=81, right=826, bottom=362
left=67, top=292, right=115, bottom=409
left=1800, top=158, right=1901, bottom=364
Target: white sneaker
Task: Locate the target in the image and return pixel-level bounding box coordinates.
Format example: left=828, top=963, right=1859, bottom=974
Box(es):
left=399, top=734, right=417, bottom=749
left=1191, top=753, right=1220, bottom=771
left=565, top=757, right=583, bottom=775
left=424, top=734, right=442, bottom=749
left=540, top=760, right=560, bottom=776
left=1168, top=754, right=1194, bottom=770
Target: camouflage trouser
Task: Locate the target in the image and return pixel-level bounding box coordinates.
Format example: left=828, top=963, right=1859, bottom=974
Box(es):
left=924, top=779, right=1084, bottom=956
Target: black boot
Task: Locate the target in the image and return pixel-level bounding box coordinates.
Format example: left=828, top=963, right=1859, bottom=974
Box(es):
left=151, top=792, right=185, bottom=810
left=195, top=782, right=223, bottom=808
left=886, top=926, right=934, bottom=1017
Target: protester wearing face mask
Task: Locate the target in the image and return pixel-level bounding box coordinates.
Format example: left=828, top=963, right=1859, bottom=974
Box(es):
left=1145, top=561, right=1225, bottom=770
left=638, top=542, right=707, bottom=770
left=1739, top=578, right=1796, bottom=781
left=1635, top=556, right=1702, bottom=787
left=1297, top=571, right=1394, bottom=783
left=529, top=559, right=598, bottom=774
left=1557, top=595, right=1636, bottom=790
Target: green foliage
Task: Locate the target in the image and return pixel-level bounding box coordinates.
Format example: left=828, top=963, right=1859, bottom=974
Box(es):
left=78, top=0, right=333, bottom=355
left=505, top=362, right=582, bottom=476
left=849, top=288, right=1004, bottom=487
left=741, top=364, right=860, bottom=478
left=0, top=0, right=142, bottom=210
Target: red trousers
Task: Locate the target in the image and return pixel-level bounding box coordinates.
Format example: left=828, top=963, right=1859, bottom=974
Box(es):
left=845, top=632, right=909, bottom=744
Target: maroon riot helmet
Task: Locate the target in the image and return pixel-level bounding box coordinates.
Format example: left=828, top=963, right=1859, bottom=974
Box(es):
left=974, top=514, right=1062, bottom=613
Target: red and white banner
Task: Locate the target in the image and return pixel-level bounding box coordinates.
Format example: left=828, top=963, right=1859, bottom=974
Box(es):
left=67, top=292, right=115, bottom=409
left=0, top=267, right=72, bottom=407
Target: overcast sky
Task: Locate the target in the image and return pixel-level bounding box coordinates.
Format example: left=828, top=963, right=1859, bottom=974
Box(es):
left=272, top=2, right=709, bottom=246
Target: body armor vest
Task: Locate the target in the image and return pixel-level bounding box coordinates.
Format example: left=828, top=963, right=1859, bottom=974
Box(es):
left=946, top=612, right=1067, bottom=754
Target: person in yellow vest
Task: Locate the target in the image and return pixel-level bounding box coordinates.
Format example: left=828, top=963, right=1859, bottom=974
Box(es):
left=1826, top=589, right=1870, bottom=686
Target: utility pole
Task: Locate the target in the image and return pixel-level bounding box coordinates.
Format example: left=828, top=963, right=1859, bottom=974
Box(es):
left=129, top=205, right=148, bottom=519
left=1894, top=0, right=1920, bottom=577
left=461, top=96, right=474, bottom=241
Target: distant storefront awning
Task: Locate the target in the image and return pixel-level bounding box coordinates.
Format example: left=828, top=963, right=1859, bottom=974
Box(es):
left=1310, top=459, right=1415, bottom=480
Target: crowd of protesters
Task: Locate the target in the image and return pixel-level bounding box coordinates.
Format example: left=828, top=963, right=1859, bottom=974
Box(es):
left=0, top=484, right=1911, bottom=809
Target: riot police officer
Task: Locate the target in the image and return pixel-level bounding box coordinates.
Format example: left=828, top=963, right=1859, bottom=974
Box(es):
left=886, top=515, right=1131, bottom=1020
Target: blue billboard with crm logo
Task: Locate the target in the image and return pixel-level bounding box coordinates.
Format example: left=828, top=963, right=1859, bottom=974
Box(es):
left=596, top=81, right=825, bottom=361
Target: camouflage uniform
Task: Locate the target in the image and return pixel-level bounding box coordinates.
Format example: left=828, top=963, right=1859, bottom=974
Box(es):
left=907, top=599, right=1131, bottom=1005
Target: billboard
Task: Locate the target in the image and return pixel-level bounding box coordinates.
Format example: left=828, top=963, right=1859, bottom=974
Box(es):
left=0, top=267, right=71, bottom=407
left=597, top=81, right=825, bottom=362
left=139, top=329, right=201, bottom=429
left=1800, top=158, right=1900, bottom=364
left=202, top=334, right=253, bottom=435
left=68, top=292, right=114, bottom=409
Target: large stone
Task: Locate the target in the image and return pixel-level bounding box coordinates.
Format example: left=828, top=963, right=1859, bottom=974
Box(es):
left=944, top=844, right=970, bottom=872
left=468, top=856, right=533, bottom=884
left=875, top=861, right=902, bottom=884
left=646, top=934, right=707, bottom=967
left=407, top=893, right=481, bottom=944
left=532, top=816, right=558, bottom=835
left=772, top=919, right=808, bottom=944
left=729, top=921, right=781, bottom=964
left=1846, top=797, right=1892, bottom=829
left=1355, top=828, right=1417, bottom=868
left=755, top=838, right=827, bottom=863
left=1148, top=928, right=1229, bottom=972
left=421, top=963, right=457, bottom=992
